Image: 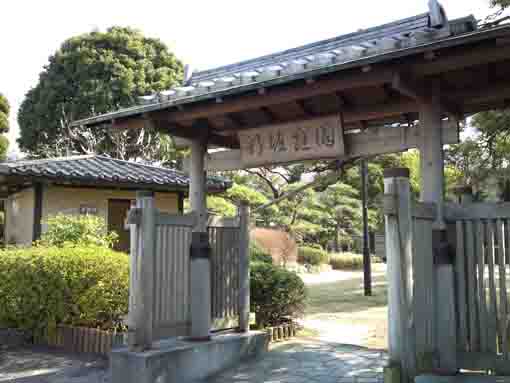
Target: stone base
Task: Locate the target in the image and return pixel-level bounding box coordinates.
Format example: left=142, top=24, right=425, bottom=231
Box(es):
left=110, top=331, right=269, bottom=383
left=416, top=375, right=510, bottom=383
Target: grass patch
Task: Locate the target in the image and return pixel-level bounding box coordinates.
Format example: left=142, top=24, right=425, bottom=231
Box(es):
left=304, top=264, right=388, bottom=349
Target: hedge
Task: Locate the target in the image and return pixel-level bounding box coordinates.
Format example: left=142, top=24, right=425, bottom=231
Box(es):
left=0, top=245, right=129, bottom=334
left=250, top=262, right=306, bottom=327
left=297, top=246, right=329, bottom=265
left=329, top=252, right=383, bottom=270
left=250, top=242, right=273, bottom=264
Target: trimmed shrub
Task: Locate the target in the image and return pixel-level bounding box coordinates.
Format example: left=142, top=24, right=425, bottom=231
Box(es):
left=297, top=246, right=328, bottom=265
left=39, top=214, right=118, bottom=248
left=0, top=245, right=129, bottom=334
left=329, top=252, right=364, bottom=270
left=250, top=262, right=306, bottom=327
left=250, top=242, right=273, bottom=264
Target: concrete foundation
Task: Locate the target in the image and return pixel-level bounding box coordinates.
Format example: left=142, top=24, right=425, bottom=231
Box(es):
left=110, top=331, right=269, bottom=383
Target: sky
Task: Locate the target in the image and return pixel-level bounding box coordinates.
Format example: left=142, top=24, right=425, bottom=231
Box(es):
left=0, top=0, right=497, bottom=155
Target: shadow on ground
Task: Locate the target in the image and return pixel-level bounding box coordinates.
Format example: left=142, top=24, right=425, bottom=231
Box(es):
left=209, top=339, right=387, bottom=383
left=0, top=346, right=107, bottom=383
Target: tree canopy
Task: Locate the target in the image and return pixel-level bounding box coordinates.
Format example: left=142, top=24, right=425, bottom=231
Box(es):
left=0, top=93, right=10, bottom=160
left=18, top=26, right=183, bottom=160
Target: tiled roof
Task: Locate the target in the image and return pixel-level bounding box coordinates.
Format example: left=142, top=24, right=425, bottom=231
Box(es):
left=72, top=1, right=483, bottom=128
left=137, top=2, right=475, bottom=105
left=0, top=155, right=230, bottom=191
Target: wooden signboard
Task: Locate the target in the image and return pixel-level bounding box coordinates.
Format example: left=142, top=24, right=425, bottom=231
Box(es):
left=237, top=115, right=345, bottom=167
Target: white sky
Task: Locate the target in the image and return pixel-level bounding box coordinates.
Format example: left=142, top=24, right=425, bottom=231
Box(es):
left=0, top=0, right=496, bottom=154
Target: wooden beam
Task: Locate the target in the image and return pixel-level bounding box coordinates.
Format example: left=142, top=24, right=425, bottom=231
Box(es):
left=201, top=120, right=458, bottom=171
left=295, top=100, right=315, bottom=116
left=151, top=69, right=395, bottom=123
left=260, top=106, right=280, bottom=123
left=392, top=73, right=460, bottom=117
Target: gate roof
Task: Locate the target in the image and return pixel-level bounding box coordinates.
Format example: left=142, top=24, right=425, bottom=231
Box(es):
left=73, top=1, right=510, bottom=154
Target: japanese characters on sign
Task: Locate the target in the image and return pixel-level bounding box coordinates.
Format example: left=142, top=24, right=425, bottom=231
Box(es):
left=238, top=114, right=345, bottom=167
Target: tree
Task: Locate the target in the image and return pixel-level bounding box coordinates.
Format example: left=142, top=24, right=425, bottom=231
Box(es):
left=445, top=110, right=510, bottom=199
left=18, top=27, right=183, bottom=160
left=0, top=93, right=10, bottom=160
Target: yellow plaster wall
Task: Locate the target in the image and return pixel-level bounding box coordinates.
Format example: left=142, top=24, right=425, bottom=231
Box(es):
left=4, top=186, right=180, bottom=245
left=42, top=186, right=180, bottom=232
left=5, top=187, right=35, bottom=245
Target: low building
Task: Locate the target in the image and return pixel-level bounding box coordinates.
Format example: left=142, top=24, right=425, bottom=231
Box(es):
left=0, top=155, right=229, bottom=251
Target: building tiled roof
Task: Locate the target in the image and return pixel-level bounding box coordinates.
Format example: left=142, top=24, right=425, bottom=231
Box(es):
left=0, top=155, right=230, bottom=191
left=73, top=0, right=482, bottom=128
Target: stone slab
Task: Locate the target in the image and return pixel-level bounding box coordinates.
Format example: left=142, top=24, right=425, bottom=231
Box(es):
left=110, top=331, right=269, bottom=383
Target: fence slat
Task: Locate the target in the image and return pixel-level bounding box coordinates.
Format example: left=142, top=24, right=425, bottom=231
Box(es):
left=477, top=220, right=489, bottom=352
left=487, top=220, right=498, bottom=353
left=465, top=220, right=479, bottom=352
left=495, top=219, right=508, bottom=358
left=456, top=221, right=468, bottom=351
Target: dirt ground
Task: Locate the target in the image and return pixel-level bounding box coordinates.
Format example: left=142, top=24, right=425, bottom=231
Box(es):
left=299, top=263, right=388, bottom=350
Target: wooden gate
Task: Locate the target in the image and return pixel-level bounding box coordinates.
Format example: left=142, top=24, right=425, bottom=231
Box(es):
left=449, top=204, right=510, bottom=374
left=127, top=192, right=249, bottom=348
left=384, top=171, right=510, bottom=381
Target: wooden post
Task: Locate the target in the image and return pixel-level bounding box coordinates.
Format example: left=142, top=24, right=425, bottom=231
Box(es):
left=419, top=80, right=445, bottom=228
left=189, top=128, right=211, bottom=340
left=238, top=202, right=250, bottom=332
left=131, top=191, right=156, bottom=350
left=384, top=168, right=415, bottom=382
left=361, top=159, right=372, bottom=296
left=419, top=82, right=457, bottom=374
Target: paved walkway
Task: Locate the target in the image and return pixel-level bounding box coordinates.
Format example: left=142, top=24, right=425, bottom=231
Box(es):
left=1, top=339, right=386, bottom=383
left=0, top=347, right=107, bottom=382
left=209, top=339, right=387, bottom=383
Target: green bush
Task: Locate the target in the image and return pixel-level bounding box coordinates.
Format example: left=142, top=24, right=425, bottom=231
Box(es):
left=250, top=242, right=273, bottom=264
left=329, top=252, right=364, bottom=270
left=250, top=262, right=306, bottom=327
left=0, top=245, right=129, bottom=334
left=39, top=214, right=118, bottom=247
left=297, top=246, right=328, bottom=265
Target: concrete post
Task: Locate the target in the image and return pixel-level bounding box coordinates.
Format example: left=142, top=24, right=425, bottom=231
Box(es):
left=238, top=202, right=250, bottom=332
left=383, top=168, right=415, bottom=382
left=190, top=133, right=211, bottom=340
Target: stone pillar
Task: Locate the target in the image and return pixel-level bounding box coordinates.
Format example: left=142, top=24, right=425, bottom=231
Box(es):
left=190, top=133, right=211, bottom=340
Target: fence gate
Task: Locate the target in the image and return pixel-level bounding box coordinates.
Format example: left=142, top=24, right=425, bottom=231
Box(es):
left=127, top=192, right=248, bottom=349
left=384, top=172, right=510, bottom=381
left=449, top=203, right=510, bottom=374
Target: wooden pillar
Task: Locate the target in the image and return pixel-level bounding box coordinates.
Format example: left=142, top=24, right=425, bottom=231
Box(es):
left=361, top=159, right=372, bottom=296
left=384, top=168, right=415, bottom=382
left=419, top=80, right=445, bottom=227
left=129, top=191, right=155, bottom=351
left=32, top=183, right=43, bottom=242
left=189, top=130, right=211, bottom=340
left=238, top=202, right=251, bottom=332
left=419, top=82, right=457, bottom=373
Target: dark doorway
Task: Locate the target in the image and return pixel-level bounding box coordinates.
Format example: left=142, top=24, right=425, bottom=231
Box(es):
left=108, top=199, right=132, bottom=253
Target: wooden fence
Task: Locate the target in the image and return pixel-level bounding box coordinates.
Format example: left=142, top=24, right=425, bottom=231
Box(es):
left=384, top=173, right=510, bottom=381
left=127, top=193, right=249, bottom=349
left=450, top=204, right=510, bottom=374
left=35, top=325, right=125, bottom=356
